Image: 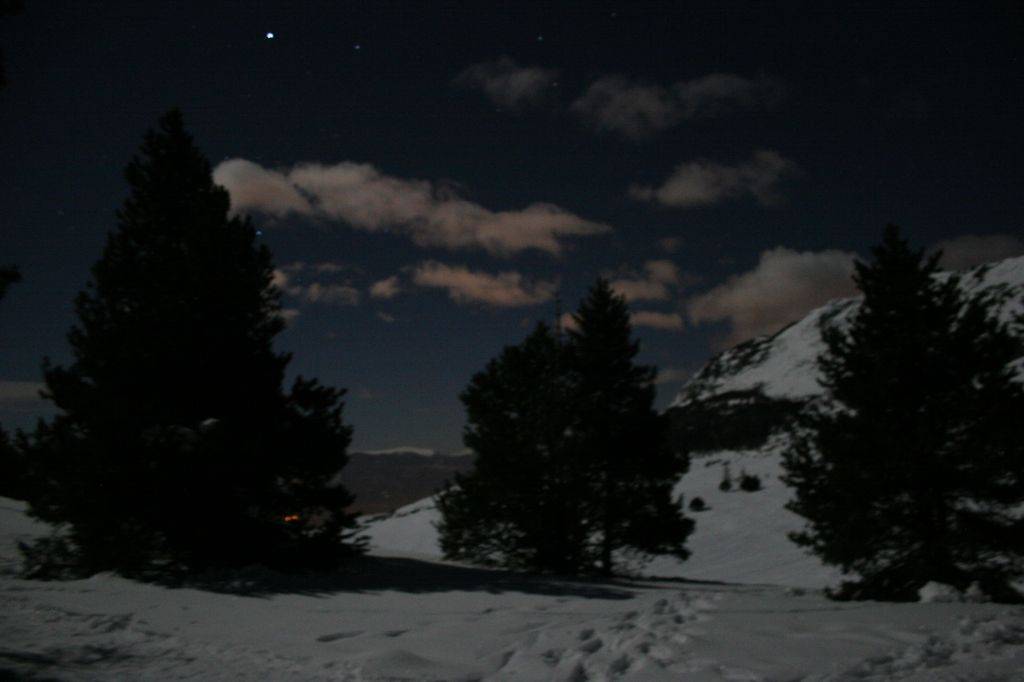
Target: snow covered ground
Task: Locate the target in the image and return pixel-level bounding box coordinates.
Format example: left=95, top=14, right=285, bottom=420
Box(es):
left=362, top=443, right=843, bottom=589
left=4, top=495, right=1024, bottom=680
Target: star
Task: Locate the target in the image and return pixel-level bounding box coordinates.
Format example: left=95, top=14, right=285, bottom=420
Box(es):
left=265, top=32, right=275, bottom=40
left=536, top=35, right=544, bottom=42
left=353, top=43, right=362, bottom=50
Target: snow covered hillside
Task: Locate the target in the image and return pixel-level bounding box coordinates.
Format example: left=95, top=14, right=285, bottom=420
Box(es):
left=360, top=256, right=1024, bottom=589
left=361, top=442, right=842, bottom=588
left=672, top=255, right=1024, bottom=408
left=5, top=496, right=1024, bottom=680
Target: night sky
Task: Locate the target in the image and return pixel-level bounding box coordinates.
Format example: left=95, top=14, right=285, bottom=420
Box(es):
left=1, top=1, right=1022, bottom=452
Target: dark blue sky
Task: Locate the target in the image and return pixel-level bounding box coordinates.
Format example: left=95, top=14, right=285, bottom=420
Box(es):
left=1, top=1, right=1022, bottom=451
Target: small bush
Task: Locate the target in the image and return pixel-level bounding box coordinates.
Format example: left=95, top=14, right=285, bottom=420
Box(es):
left=718, top=464, right=732, bottom=492
left=18, top=534, right=83, bottom=580
left=688, top=496, right=708, bottom=512
left=739, top=471, right=762, bottom=492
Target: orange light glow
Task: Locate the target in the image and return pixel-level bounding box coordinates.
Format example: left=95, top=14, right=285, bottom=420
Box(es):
left=283, top=514, right=300, bottom=523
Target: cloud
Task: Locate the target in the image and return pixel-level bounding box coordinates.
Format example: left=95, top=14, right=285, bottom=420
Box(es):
left=272, top=263, right=360, bottom=306
left=211, top=159, right=312, bottom=216
left=214, top=159, right=609, bottom=257
left=376, top=311, right=396, bottom=323
left=303, top=282, right=361, bottom=305
left=571, top=73, right=780, bottom=139
left=630, top=310, right=684, bottom=331
left=645, top=259, right=682, bottom=286
left=687, top=247, right=857, bottom=347
left=279, top=308, right=301, bottom=325
left=630, top=150, right=798, bottom=208
left=610, top=259, right=683, bottom=302
left=571, top=76, right=679, bottom=138
left=411, top=262, right=556, bottom=307
left=312, top=262, right=350, bottom=274
left=559, top=311, right=580, bottom=333
left=369, top=275, right=401, bottom=299
left=675, top=73, right=782, bottom=118
left=0, top=380, right=45, bottom=402
left=654, top=367, right=693, bottom=385
left=454, top=56, right=558, bottom=108
left=931, top=233, right=1024, bottom=271
left=564, top=308, right=685, bottom=333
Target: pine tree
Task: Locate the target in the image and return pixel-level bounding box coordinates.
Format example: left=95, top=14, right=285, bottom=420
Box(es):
left=439, top=281, right=694, bottom=576
left=438, top=323, right=586, bottom=573
left=20, top=110, right=359, bottom=576
left=0, top=1, right=24, bottom=91
left=782, top=225, right=1024, bottom=602
left=0, top=265, right=23, bottom=498
left=0, top=265, right=19, bottom=299
left=567, top=279, right=692, bottom=575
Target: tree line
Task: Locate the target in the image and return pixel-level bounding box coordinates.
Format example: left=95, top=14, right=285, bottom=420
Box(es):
left=1, top=111, right=1021, bottom=601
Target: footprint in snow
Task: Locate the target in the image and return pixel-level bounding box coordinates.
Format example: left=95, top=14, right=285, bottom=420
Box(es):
left=566, top=662, right=589, bottom=682
left=540, top=648, right=563, bottom=667
left=316, top=631, right=362, bottom=643
left=608, top=653, right=631, bottom=675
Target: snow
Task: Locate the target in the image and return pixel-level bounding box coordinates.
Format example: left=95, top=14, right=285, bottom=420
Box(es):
left=4, top=496, right=1024, bottom=679
left=361, top=443, right=842, bottom=589
left=359, top=446, right=440, bottom=457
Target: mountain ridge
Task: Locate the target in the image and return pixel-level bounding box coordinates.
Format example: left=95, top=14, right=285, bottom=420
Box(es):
left=665, top=256, right=1024, bottom=455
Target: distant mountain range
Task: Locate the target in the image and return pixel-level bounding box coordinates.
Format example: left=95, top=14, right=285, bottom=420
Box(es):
left=340, top=449, right=474, bottom=514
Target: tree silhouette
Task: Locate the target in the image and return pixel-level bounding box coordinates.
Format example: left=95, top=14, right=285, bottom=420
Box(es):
left=438, top=323, right=587, bottom=573
left=0, top=1, right=24, bottom=91
left=0, top=265, right=23, bottom=498
left=568, top=279, right=692, bottom=575
left=0, top=266, right=19, bottom=299
left=20, top=110, right=359, bottom=576
left=783, top=225, right=1024, bottom=602
left=439, top=280, right=693, bottom=575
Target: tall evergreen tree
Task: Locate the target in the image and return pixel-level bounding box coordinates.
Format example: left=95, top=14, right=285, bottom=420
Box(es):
left=782, top=225, right=1024, bottom=602
left=0, top=265, right=23, bottom=498
left=0, top=265, right=19, bottom=300
left=568, top=279, right=692, bottom=575
left=0, top=0, right=23, bottom=91
left=438, top=323, right=586, bottom=572
left=20, top=110, right=359, bottom=575
left=439, top=280, right=693, bottom=575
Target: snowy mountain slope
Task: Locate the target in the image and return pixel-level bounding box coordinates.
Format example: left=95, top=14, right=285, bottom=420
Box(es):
left=672, top=255, right=1024, bottom=409
left=4, top=496, right=1024, bottom=680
